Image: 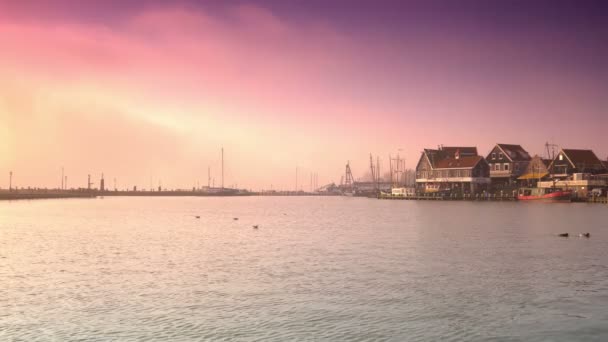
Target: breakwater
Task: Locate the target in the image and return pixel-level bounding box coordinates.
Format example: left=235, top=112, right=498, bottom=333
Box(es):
left=0, top=190, right=95, bottom=200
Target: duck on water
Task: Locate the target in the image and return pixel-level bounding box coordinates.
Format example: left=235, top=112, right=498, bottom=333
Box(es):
left=557, top=233, right=590, bottom=238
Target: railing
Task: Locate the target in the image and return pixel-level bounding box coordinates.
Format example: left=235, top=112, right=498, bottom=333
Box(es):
left=490, top=170, right=512, bottom=177
left=379, top=191, right=518, bottom=201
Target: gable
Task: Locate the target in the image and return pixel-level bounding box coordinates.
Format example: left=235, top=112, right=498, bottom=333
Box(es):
left=497, top=144, right=531, bottom=161
left=487, top=145, right=511, bottom=162
left=549, top=149, right=607, bottom=173
left=416, top=152, right=432, bottom=171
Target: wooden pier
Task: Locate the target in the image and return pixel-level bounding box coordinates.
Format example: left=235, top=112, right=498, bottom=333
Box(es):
left=379, top=193, right=517, bottom=201
left=379, top=193, right=608, bottom=203
left=582, top=196, right=608, bottom=204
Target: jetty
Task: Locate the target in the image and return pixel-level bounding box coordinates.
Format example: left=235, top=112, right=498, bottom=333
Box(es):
left=0, top=190, right=96, bottom=201
left=379, top=192, right=517, bottom=201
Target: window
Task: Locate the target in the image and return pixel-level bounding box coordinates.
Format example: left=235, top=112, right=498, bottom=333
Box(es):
left=494, top=164, right=500, bottom=171
left=504, top=163, right=510, bottom=171
left=499, top=153, right=503, bottom=159
left=559, top=154, right=564, bottom=161
left=491, top=153, right=496, bottom=160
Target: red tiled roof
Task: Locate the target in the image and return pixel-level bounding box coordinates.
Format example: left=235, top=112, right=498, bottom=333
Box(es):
left=434, top=156, right=484, bottom=169
left=423, top=146, right=481, bottom=169
left=441, top=146, right=478, bottom=158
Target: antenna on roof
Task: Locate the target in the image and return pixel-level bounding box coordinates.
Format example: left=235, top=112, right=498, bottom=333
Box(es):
left=545, top=141, right=558, bottom=160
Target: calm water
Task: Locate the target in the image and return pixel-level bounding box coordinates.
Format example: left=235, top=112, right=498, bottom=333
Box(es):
left=1, top=197, right=608, bottom=341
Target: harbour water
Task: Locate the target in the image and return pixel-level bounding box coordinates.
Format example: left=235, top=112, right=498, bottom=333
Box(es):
left=2, top=197, right=608, bottom=341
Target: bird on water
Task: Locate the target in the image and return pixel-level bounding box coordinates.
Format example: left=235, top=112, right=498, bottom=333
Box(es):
left=195, top=216, right=200, bottom=219
left=579, top=233, right=590, bottom=238
left=253, top=225, right=259, bottom=229
left=558, top=233, right=569, bottom=237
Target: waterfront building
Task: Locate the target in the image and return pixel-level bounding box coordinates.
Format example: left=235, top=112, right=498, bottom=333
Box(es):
left=537, top=174, right=607, bottom=199
left=537, top=148, right=608, bottom=198
left=517, top=155, right=551, bottom=187
left=548, top=148, right=606, bottom=178
left=415, top=146, right=490, bottom=194
left=485, top=144, right=531, bottom=186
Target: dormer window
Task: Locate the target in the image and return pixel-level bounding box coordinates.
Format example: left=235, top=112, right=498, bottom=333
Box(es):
left=498, top=153, right=503, bottom=160
left=559, top=154, right=563, bottom=161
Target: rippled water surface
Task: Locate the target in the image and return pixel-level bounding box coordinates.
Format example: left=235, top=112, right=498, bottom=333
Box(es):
left=2, top=197, right=608, bottom=341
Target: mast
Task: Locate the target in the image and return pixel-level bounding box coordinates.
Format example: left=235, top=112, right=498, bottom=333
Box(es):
left=389, top=154, right=393, bottom=186
left=376, top=156, right=380, bottom=191
left=369, top=154, right=376, bottom=190
left=344, top=161, right=355, bottom=191
left=310, top=172, right=313, bottom=193
left=221, top=147, right=224, bottom=189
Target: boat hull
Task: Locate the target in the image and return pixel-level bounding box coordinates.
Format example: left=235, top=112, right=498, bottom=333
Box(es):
left=517, top=190, right=572, bottom=202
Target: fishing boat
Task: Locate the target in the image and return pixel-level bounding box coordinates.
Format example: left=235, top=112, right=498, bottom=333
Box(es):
left=342, top=189, right=356, bottom=197
left=517, top=187, right=572, bottom=202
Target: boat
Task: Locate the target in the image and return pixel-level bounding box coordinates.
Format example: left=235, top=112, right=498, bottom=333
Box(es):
left=342, top=189, right=355, bottom=197
left=518, top=143, right=573, bottom=202
left=517, top=187, right=572, bottom=202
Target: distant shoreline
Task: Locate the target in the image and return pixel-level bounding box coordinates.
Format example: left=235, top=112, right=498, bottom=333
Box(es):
left=0, top=191, right=96, bottom=201
left=0, top=190, right=333, bottom=201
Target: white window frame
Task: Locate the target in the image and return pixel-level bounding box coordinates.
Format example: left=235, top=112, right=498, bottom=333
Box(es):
left=504, top=163, right=510, bottom=171
left=491, top=153, right=496, bottom=160
left=499, top=152, right=503, bottom=160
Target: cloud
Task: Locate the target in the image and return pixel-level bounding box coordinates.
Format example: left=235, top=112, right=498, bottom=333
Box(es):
left=0, top=2, right=606, bottom=188
left=0, top=3, right=389, bottom=188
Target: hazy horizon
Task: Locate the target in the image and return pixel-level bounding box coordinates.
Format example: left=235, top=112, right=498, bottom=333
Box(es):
left=1, top=0, right=607, bottom=191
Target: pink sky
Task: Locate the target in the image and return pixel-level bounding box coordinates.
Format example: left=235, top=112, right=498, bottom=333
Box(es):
left=1, top=2, right=606, bottom=190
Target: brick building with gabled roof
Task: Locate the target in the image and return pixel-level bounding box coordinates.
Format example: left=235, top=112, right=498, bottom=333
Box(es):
left=486, top=143, right=532, bottom=186
left=416, top=146, right=490, bottom=194
left=549, top=148, right=606, bottom=177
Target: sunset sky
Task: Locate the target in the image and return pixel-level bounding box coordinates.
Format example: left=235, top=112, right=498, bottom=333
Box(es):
left=1, top=0, right=606, bottom=190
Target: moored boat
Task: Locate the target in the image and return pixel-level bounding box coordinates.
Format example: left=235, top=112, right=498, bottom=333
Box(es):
left=517, top=187, right=572, bottom=202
